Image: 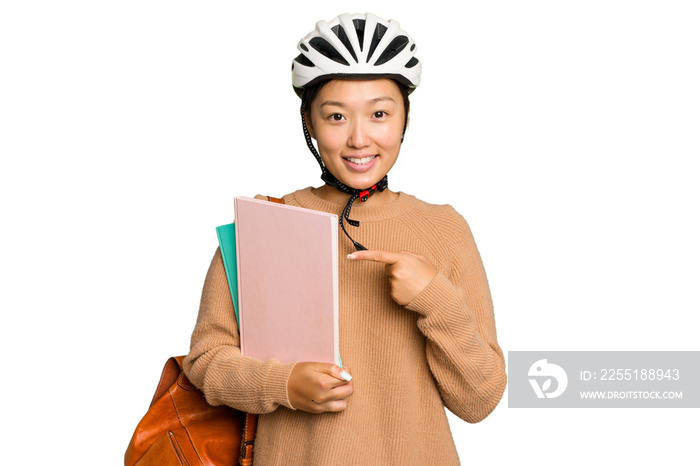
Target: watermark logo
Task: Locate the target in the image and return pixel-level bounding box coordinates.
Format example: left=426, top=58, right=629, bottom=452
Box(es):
left=528, top=359, right=568, bottom=399
left=509, top=351, right=698, bottom=408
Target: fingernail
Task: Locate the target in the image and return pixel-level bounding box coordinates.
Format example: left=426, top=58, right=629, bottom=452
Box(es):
left=347, top=253, right=355, bottom=260
left=340, top=370, right=352, bottom=381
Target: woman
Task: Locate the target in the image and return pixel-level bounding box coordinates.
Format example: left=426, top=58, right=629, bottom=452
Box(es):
left=184, top=13, right=506, bottom=465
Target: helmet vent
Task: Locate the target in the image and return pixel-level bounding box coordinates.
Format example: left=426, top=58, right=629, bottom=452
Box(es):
left=294, top=53, right=315, bottom=67
left=353, top=19, right=366, bottom=51
left=405, top=56, right=419, bottom=69
left=366, top=23, right=388, bottom=63
left=310, top=37, right=350, bottom=66
left=331, top=25, right=358, bottom=63
left=374, top=35, right=409, bottom=66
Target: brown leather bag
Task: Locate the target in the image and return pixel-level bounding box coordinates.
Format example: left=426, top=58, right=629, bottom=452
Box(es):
left=124, top=356, right=258, bottom=466
left=126, top=197, right=285, bottom=465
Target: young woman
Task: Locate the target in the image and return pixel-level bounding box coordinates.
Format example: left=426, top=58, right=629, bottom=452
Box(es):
left=184, top=13, right=506, bottom=465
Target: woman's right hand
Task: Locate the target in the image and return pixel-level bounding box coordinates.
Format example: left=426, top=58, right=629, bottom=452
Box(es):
left=287, top=362, right=354, bottom=413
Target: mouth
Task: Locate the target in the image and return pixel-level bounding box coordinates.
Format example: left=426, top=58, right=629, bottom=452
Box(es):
left=343, top=155, right=377, bottom=166
left=342, top=154, right=378, bottom=173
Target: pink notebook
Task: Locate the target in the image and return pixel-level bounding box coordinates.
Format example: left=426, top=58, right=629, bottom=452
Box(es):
left=234, top=196, right=339, bottom=365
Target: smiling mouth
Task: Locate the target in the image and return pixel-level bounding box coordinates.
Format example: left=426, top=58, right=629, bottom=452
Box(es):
left=344, top=155, right=377, bottom=165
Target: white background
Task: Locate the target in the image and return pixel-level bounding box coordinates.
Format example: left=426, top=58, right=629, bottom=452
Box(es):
left=1, top=1, right=698, bottom=464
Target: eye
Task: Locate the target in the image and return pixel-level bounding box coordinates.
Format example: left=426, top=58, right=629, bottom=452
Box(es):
left=373, top=111, right=387, bottom=119
left=329, top=113, right=345, bottom=121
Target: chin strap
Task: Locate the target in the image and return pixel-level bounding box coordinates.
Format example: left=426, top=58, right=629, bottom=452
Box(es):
left=336, top=179, right=387, bottom=251
left=301, top=106, right=387, bottom=251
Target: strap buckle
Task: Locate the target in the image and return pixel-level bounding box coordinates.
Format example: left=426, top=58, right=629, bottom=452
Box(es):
left=359, top=184, right=378, bottom=202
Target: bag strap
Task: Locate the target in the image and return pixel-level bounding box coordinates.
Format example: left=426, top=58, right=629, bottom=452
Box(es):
left=239, top=412, right=258, bottom=466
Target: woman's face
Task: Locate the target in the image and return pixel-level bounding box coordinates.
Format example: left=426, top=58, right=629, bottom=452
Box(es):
left=306, top=79, right=406, bottom=191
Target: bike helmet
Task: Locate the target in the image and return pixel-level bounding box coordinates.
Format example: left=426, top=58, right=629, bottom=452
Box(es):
left=292, top=13, right=422, bottom=251
left=292, top=13, right=421, bottom=97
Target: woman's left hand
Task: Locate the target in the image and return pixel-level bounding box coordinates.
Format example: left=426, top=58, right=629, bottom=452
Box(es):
left=348, top=250, right=438, bottom=306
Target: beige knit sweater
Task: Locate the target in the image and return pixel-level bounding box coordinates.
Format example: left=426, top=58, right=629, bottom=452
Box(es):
left=184, top=187, right=506, bottom=465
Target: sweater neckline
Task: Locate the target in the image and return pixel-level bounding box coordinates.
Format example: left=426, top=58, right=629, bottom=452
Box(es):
left=289, top=187, right=413, bottom=223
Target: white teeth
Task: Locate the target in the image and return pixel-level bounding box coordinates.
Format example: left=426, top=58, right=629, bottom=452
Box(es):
left=346, top=156, right=375, bottom=165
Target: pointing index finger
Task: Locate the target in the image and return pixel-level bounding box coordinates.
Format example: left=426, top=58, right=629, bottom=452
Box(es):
left=347, top=250, right=401, bottom=264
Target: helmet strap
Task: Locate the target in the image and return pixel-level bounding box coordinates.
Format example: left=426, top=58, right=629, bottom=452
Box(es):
left=300, top=106, right=387, bottom=251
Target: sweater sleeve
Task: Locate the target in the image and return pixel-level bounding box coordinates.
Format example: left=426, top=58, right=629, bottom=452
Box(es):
left=405, top=210, right=506, bottom=423
left=183, top=248, right=297, bottom=414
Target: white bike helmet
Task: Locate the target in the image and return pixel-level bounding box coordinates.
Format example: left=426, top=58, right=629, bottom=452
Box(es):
left=292, top=13, right=421, bottom=97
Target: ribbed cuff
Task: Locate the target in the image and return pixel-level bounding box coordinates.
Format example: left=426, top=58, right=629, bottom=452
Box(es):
left=265, top=361, right=299, bottom=410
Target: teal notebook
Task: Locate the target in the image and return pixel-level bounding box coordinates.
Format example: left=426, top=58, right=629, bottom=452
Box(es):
left=215, top=223, right=239, bottom=322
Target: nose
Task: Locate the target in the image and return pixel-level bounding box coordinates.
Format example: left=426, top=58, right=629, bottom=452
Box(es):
left=347, top=119, right=370, bottom=149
